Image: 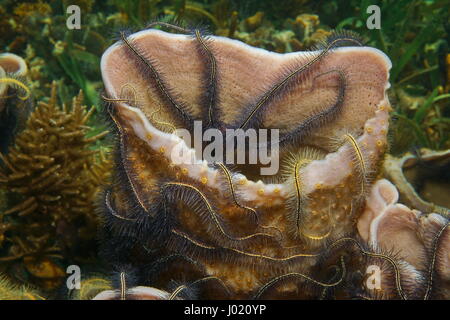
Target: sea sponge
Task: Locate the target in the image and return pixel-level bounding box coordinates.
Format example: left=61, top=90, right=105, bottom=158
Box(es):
left=97, top=26, right=394, bottom=299
left=358, top=179, right=450, bottom=299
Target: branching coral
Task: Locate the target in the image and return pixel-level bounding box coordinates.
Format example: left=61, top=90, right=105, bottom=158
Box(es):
left=0, top=82, right=111, bottom=288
